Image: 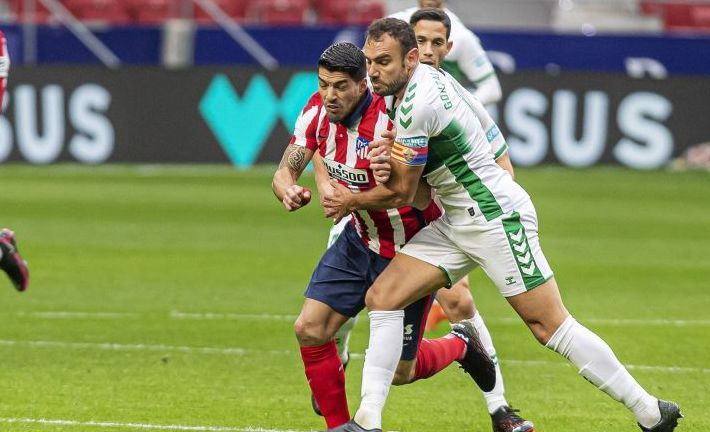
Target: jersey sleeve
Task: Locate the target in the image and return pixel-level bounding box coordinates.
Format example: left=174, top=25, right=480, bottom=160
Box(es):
left=289, top=92, right=322, bottom=151
left=391, top=89, right=438, bottom=167
left=455, top=29, right=496, bottom=87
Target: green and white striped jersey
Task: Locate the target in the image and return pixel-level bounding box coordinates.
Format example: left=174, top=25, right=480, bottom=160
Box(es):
left=389, top=64, right=530, bottom=223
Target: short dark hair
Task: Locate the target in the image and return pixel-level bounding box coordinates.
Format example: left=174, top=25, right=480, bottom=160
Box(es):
left=366, top=18, right=417, bottom=59
left=410, top=8, right=451, bottom=40
left=317, top=42, right=367, bottom=81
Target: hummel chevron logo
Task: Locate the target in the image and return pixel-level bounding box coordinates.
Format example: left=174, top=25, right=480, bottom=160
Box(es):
left=401, top=104, right=413, bottom=115
left=509, top=229, right=524, bottom=243
left=513, top=242, right=528, bottom=254
left=400, top=117, right=412, bottom=128
left=404, top=93, right=416, bottom=103
left=520, top=262, right=537, bottom=276
left=516, top=251, right=532, bottom=265
left=408, top=83, right=417, bottom=92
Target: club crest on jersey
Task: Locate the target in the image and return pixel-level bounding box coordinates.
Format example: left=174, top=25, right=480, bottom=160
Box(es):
left=322, top=158, right=370, bottom=187
left=356, top=137, right=370, bottom=159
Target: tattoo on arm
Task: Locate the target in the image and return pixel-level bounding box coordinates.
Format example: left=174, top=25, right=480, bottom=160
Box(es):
left=278, top=145, right=307, bottom=174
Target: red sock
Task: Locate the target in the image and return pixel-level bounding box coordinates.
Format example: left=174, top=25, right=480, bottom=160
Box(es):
left=300, top=341, right=349, bottom=428
left=413, top=335, right=466, bottom=381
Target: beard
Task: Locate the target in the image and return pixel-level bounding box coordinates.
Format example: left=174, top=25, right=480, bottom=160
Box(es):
left=372, top=71, right=408, bottom=97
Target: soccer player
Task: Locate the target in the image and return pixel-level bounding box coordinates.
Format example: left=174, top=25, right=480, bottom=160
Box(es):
left=0, top=228, right=29, bottom=292
left=0, top=34, right=27, bottom=293
left=408, top=9, right=533, bottom=432
left=390, top=0, right=502, bottom=106
left=324, top=18, right=682, bottom=432
left=272, top=42, right=495, bottom=431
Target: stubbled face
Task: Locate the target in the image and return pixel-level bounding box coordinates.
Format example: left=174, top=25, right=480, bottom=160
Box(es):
left=363, top=34, right=414, bottom=97
left=414, top=19, right=451, bottom=69
left=418, top=0, right=444, bottom=8
left=317, top=68, right=365, bottom=123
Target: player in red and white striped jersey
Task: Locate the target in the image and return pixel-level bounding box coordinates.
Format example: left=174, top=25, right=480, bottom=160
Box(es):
left=0, top=32, right=29, bottom=293
left=273, top=42, right=493, bottom=431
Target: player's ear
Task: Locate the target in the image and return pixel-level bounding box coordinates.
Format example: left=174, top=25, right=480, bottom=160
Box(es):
left=358, top=78, right=367, bottom=94
left=405, top=47, right=419, bottom=69
left=447, top=41, right=453, bottom=53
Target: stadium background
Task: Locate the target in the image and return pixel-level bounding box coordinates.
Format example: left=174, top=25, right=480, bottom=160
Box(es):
left=0, top=1, right=708, bottom=431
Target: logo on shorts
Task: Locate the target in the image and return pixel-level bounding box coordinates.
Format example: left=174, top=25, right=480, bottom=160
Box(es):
left=505, top=276, right=516, bottom=286
left=356, top=137, right=370, bottom=159
left=508, top=229, right=537, bottom=276
left=403, top=324, right=414, bottom=336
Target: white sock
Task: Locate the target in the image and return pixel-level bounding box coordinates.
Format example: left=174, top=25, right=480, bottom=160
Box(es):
left=354, top=310, right=404, bottom=430
left=546, top=315, right=661, bottom=428
left=335, top=316, right=358, bottom=365
left=469, top=312, right=508, bottom=414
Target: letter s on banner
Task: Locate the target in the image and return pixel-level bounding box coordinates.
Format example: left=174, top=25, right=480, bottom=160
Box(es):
left=69, top=84, right=114, bottom=164
left=614, top=92, right=673, bottom=170
left=505, top=88, right=548, bottom=166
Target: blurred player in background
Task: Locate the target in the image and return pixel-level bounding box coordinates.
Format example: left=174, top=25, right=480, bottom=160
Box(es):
left=0, top=32, right=28, bottom=293
left=390, top=0, right=502, bottom=106
left=272, top=42, right=494, bottom=431
left=325, top=18, right=682, bottom=432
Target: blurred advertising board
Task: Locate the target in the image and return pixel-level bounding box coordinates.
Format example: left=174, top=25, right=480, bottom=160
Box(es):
left=2, top=24, right=710, bottom=77
left=0, top=66, right=708, bottom=169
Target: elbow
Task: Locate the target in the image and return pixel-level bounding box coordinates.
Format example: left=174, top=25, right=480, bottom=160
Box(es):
left=390, top=188, right=415, bottom=208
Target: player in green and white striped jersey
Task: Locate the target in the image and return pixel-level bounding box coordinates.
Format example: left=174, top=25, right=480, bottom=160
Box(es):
left=324, top=18, right=682, bottom=432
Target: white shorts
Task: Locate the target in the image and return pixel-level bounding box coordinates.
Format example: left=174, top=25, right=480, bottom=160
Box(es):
left=400, top=201, right=553, bottom=297
left=327, top=217, right=351, bottom=248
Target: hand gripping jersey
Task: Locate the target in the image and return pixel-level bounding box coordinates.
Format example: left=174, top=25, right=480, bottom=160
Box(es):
left=388, top=64, right=530, bottom=224
left=290, top=90, right=441, bottom=259
left=389, top=8, right=497, bottom=98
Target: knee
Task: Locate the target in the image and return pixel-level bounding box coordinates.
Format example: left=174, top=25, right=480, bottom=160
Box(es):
left=294, top=316, right=332, bottom=346
left=365, top=284, right=392, bottom=311
left=391, top=361, right=415, bottom=386
left=527, top=321, right=554, bottom=345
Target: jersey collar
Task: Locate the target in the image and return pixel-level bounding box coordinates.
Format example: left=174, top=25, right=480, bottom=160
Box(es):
left=340, top=89, right=373, bottom=129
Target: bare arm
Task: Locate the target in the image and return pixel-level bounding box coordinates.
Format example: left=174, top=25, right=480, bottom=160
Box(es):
left=322, top=158, right=424, bottom=222
left=496, top=151, right=515, bottom=179
left=272, top=144, right=315, bottom=211
left=311, top=152, right=335, bottom=207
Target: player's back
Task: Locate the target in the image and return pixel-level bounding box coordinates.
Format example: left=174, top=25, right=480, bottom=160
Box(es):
left=391, top=64, right=528, bottom=223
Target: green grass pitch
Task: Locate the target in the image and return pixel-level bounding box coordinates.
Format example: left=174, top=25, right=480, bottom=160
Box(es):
left=0, top=164, right=707, bottom=432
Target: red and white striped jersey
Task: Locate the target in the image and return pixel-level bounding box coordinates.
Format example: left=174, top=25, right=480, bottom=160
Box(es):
left=290, top=90, right=441, bottom=259
left=0, top=31, right=8, bottom=108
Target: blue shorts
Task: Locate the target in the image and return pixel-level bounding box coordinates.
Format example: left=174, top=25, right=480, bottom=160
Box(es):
left=305, top=223, right=434, bottom=360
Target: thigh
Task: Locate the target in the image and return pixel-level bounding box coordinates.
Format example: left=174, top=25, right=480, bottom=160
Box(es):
left=296, top=297, right=352, bottom=342
left=463, top=206, right=554, bottom=297
left=366, top=252, right=448, bottom=311
left=506, top=277, right=568, bottom=344
left=399, top=220, right=476, bottom=288
left=305, top=224, right=369, bottom=317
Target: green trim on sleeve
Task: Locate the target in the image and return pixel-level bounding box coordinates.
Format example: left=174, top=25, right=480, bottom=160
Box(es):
left=494, top=143, right=509, bottom=160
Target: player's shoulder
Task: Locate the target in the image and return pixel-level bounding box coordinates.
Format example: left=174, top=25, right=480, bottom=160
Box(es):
left=409, top=65, right=451, bottom=106
left=304, top=91, right=324, bottom=108
left=388, top=7, right=417, bottom=22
